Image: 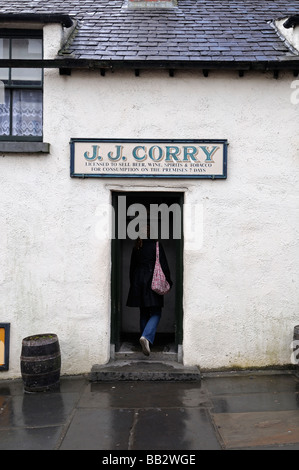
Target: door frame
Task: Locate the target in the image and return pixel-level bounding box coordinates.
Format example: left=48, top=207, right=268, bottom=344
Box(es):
left=111, top=190, right=184, bottom=354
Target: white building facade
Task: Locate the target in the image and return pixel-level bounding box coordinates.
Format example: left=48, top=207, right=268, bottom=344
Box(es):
left=0, top=0, right=299, bottom=378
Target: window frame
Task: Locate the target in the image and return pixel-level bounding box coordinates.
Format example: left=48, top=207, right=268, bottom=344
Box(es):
left=0, top=29, right=43, bottom=142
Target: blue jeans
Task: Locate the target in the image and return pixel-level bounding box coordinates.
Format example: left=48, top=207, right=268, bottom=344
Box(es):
left=140, top=306, right=162, bottom=344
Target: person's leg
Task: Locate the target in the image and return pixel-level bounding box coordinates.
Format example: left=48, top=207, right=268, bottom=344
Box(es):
left=141, top=306, right=162, bottom=345
left=139, top=306, right=150, bottom=336
left=139, top=307, right=151, bottom=356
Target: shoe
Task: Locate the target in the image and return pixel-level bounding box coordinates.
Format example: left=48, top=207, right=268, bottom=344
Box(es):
left=140, top=336, right=150, bottom=356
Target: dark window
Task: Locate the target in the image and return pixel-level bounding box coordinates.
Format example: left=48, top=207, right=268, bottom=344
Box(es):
left=0, top=30, right=43, bottom=141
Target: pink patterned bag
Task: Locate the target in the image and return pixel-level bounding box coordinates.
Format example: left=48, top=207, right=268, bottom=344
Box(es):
left=151, top=242, right=170, bottom=295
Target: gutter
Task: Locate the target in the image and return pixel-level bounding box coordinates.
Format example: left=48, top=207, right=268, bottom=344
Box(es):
left=0, top=58, right=298, bottom=76
left=0, top=13, right=73, bottom=28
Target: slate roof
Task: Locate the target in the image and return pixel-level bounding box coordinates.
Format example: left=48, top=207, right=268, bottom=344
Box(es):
left=0, top=0, right=298, bottom=67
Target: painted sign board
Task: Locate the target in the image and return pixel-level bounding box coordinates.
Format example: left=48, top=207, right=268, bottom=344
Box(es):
left=70, top=139, right=227, bottom=179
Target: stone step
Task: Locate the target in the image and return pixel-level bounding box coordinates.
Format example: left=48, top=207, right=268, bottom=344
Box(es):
left=90, top=360, right=201, bottom=382
left=115, top=351, right=178, bottom=362
left=113, top=339, right=182, bottom=363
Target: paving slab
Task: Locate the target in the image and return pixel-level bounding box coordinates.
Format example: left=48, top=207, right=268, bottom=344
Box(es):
left=0, top=426, right=63, bottom=450
left=59, top=408, right=134, bottom=450
left=132, top=408, right=220, bottom=450
left=213, top=410, right=299, bottom=449
left=78, top=381, right=209, bottom=409
left=203, top=371, right=299, bottom=450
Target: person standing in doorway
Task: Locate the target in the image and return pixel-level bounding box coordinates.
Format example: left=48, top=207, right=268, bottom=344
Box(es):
left=126, top=225, right=173, bottom=356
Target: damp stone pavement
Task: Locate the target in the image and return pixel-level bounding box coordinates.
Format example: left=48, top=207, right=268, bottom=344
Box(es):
left=1, top=370, right=299, bottom=451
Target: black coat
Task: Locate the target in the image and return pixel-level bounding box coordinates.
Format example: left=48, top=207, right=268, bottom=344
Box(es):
left=126, top=239, right=173, bottom=308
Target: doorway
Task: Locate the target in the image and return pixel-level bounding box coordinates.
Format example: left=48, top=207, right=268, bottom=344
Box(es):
left=111, top=191, right=184, bottom=360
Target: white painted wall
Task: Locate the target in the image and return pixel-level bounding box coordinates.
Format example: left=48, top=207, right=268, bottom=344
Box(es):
left=0, top=25, right=298, bottom=377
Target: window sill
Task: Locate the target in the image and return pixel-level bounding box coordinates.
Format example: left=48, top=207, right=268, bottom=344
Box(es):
left=0, top=141, right=50, bottom=154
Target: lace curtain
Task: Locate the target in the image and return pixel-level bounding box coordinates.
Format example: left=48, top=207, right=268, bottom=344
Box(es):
left=0, top=89, right=42, bottom=137
left=0, top=89, right=9, bottom=135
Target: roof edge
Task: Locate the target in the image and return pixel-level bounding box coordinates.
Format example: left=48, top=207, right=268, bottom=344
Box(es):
left=0, top=58, right=298, bottom=72
left=0, top=13, right=73, bottom=28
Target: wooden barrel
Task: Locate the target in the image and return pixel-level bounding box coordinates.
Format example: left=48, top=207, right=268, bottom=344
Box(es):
left=293, top=326, right=299, bottom=365
left=20, top=334, right=61, bottom=392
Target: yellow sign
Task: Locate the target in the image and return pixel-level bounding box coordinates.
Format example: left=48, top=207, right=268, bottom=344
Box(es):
left=0, top=328, right=5, bottom=366
left=0, top=324, right=10, bottom=370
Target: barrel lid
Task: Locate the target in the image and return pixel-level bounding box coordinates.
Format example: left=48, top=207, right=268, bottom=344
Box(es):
left=22, top=334, right=58, bottom=345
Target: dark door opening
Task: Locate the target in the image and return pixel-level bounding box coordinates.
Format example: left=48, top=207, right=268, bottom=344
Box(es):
left=111, top=191, right=184, bottom=359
